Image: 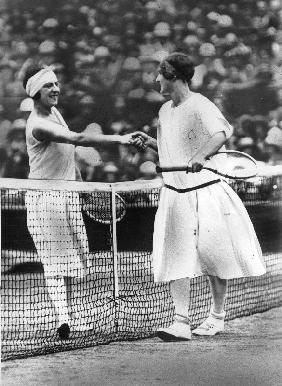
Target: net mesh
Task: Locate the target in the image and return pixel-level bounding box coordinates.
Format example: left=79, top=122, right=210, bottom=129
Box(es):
left=1, top=175, right=282, bottom=360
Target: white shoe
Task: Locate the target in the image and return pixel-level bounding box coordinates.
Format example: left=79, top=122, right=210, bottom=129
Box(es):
left=192, top=314, right=225, bottom=336
left=157, top=318, right=191, bottom=341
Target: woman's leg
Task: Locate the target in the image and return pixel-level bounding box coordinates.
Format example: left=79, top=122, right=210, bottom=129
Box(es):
left=208, top=275, right=228, bottom=314
left=157, top=278, right=191, bottom=341
left=170, top=277, right=190, bottom=319
left=45, top=275, right=70, bottom=338
left=192, top=275, right=227, bottom=336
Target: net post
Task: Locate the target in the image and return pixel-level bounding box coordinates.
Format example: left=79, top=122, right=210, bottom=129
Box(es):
left=111, top=185, right=119, bottom=304
left=0, top=188, right=2, bottom=284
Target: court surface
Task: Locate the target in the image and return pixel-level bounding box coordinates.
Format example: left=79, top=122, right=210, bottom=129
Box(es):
left=2, top=306, right=282, bottom=386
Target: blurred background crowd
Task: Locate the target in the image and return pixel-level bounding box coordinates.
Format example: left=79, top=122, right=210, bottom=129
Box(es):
left=1, top=0, right=282, bottom=182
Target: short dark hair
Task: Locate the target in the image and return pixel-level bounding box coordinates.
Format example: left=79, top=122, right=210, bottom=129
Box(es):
left=22, top=64, right=44, bottom=100
left=159, top=52, right=195, bottom=83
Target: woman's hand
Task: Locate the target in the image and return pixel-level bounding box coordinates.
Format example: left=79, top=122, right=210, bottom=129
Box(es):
left=119, top=133, right=137, bottom=145
left=188, top=152, right=206, bottom=173
left=130, top=131, right=150, bottom=150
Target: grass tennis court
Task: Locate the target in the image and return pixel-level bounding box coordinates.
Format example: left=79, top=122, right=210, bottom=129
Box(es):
left=2, top=307, right=282, bottom=386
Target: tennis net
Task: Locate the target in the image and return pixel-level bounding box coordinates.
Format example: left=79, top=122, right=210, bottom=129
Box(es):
left=1, top=174, right=282, bottom=360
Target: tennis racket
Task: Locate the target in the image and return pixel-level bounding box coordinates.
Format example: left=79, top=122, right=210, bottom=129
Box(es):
left=81, top=192, right=126, bottom=224
left=156, top=150, right=258, bottom=180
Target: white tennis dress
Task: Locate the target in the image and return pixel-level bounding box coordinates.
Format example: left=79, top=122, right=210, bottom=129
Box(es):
left=25, top=107, right=89, bottom=278
left=153, top=93, right=266, bottom=282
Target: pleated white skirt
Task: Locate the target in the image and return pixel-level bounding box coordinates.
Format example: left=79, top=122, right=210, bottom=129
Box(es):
left=153, top=181, right=266, bottom=282
left=26, top=191, right=89, bottom=278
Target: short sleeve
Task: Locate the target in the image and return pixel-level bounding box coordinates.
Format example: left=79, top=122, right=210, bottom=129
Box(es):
left=197, top=97, right=233, bottom=139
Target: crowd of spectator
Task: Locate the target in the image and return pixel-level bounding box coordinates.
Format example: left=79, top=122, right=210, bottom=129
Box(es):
left=1, top=0, right=282, bottom=181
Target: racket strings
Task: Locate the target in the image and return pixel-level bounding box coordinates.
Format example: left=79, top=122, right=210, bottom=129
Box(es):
left=81, top=193, right=126, bottom=224
left=157, top=151, right=258, bottom=180
left=209, top=152, right=257, bottom=179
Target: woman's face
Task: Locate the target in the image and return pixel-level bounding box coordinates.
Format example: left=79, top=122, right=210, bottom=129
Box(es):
left=39, top=81, right=60, bottom=108
left=156, top=72, right=173, bottom=96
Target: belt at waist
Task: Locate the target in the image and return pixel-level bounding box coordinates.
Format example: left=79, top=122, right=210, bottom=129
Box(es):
left=164, top=179, right=220, bottom=193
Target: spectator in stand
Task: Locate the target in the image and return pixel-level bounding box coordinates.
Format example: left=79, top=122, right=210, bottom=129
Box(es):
left=0, top=147, right=7, bottom=177
left=1, top=0, right=282, bottom=180
left=264, top=126, right=282, bottom=165
left=3, top=119, right=29, bottom=179
left=138, top=160, right=158, bottom=180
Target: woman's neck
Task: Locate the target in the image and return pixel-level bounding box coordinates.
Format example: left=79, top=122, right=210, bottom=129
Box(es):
left=34, top=102, right=52, bottom=117
left=171, top=84, right=194, bottom=107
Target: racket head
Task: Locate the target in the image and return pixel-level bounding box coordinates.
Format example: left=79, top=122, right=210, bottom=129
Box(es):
left=81, top=192, right=126, bottom=224
left=205, top=150, right=258, bottom=180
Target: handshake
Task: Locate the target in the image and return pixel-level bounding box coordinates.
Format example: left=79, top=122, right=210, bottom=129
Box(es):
left=120, top=131, right=151, bottom=151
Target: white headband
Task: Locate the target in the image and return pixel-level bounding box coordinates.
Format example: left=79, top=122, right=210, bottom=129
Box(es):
left=25, top=67, right=58, bottom=97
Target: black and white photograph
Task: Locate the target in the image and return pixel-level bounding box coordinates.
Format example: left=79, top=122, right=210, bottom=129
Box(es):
left=1, top=0, right=282, bottom=385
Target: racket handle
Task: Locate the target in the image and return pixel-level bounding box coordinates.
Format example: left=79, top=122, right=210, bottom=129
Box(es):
left=156, top=165, right=192, bottom=173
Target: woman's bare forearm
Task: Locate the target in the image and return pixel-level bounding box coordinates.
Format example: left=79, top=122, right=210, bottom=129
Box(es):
left=73, top=133, right=123, bottom=146
left=195, top=132, right=226, bottom=160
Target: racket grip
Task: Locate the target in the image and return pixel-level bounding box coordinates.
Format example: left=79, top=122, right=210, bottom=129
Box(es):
left=156, top=165, right=192, bottom=173
left=156, top=165, right=162, bottom=173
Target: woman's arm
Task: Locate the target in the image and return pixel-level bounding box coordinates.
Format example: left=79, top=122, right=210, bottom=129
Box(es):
left=131, top=131, right=158, bottom=153
left=32, top=120, right=133, bottom=146
left=189, top=132, right=227, bottom=172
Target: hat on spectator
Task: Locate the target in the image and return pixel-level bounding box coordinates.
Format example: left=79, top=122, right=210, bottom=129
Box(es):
left=42, top=18, right=58, bottom=29
left=187, top=21, right=198, bottom=33
left=79, top=5, right=89, bottom=14
left=39, top=40, right=56, bottom=55
left=183, top=35, right=201, bottom=46
left=19, top=98, right=34, bottom=112
left=122, top=57, right=141, bottom=71
left=153, top=22, right=171, bottom=37
left=76, top=40, right=90, bottom=52
left=76, top=146, right=102, bottom=167
left=270, top=0, right=281, bottom=10
left=110, top=121, right=124, bottom=134
left=199, top=43, right=216, bottom=57
left=145, top=1, right=160, bottom=10
left=85, top=122, right=103, bottom=135
left=225, top=33, right=238, bottom=45
left=12, top=41, right=29, bottom=57
left=207, top=12, right=220, bottom=21
left=152, top=50, right=169, bottom=63
left=12, top=119, right=26, bottom=130
left=94, top=46, right=110, bottom=59
left=103, top=162, right=119, bottom=173
left=265, top=127, right=282, bottom=149
left=139, top=161, right=157, bottom=177
left=217, top=15, right=233, bottom=27
left=237, top=137, right=255, bottom=148
left=93, top=27, right=103, bottom=36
